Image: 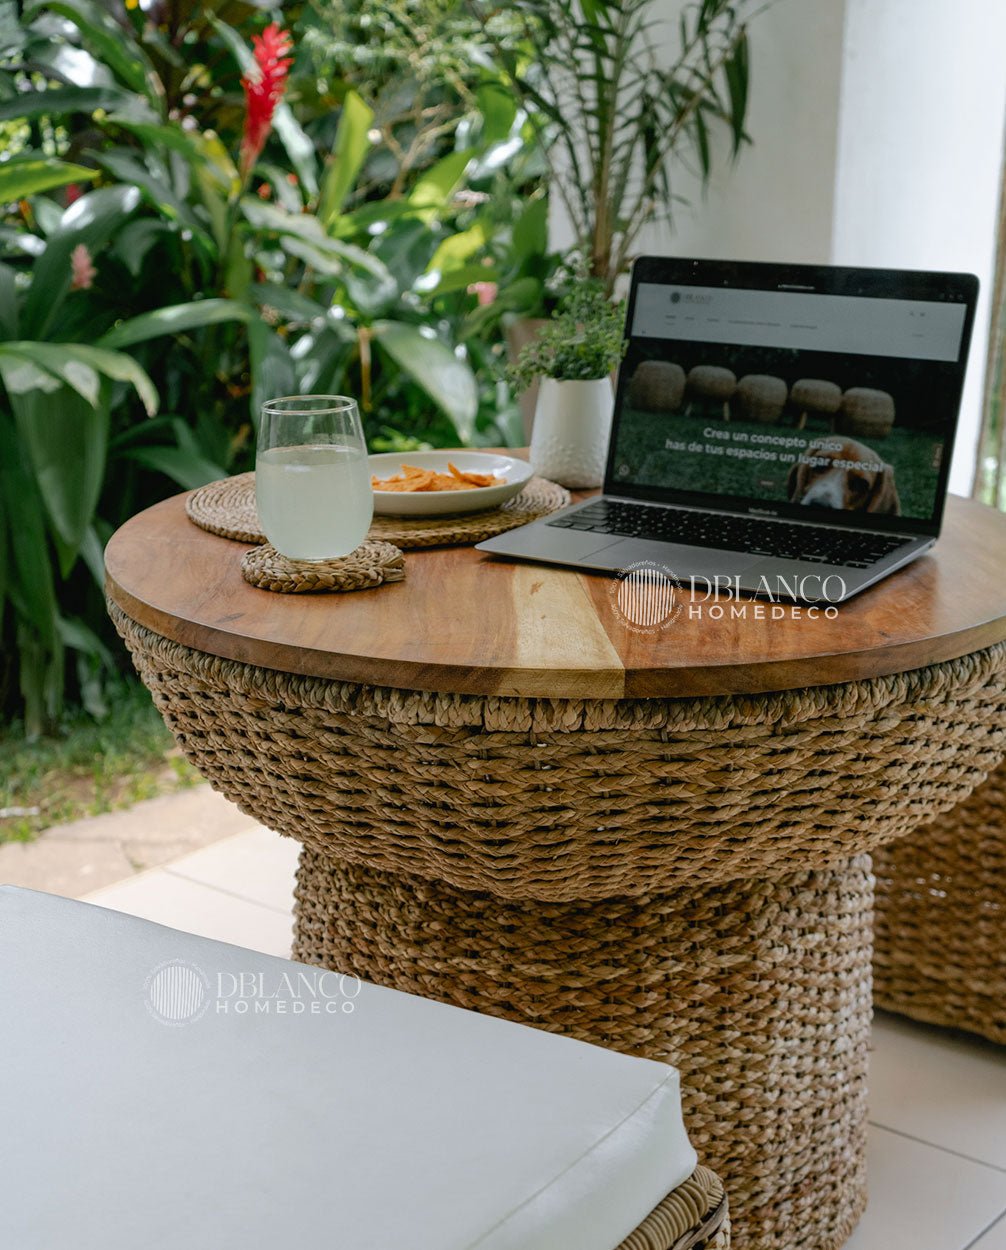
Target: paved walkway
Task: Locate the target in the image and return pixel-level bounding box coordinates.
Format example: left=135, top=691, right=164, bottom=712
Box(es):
left=0, top=785, right=260, bottom=898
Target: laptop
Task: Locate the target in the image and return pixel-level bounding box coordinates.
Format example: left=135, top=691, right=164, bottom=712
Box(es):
left=477, top=257, right=979, bottom=604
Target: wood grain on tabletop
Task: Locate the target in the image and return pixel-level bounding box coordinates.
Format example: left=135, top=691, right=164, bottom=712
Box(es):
left=105, top=484, right=1006, bottom=699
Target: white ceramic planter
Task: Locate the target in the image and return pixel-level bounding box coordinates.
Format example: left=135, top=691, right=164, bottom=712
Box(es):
left=529, top=376, right=613, bottom=488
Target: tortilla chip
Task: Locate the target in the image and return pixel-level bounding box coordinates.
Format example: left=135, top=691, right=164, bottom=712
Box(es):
left=372, top=462, right=506, bottom=492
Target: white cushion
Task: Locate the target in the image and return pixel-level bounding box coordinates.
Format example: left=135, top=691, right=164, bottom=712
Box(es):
left=0, top=885, right=696, bottom=1250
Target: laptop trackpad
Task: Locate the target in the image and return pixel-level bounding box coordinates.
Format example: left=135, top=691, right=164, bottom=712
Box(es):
left=591, top=538, right=762, bottom=578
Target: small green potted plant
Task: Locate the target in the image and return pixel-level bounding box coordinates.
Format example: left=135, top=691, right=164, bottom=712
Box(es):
left=508, top=274, right=626, bottom=487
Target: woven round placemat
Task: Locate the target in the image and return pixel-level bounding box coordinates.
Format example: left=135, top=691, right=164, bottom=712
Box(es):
left=241, top=540, right=405, bottom=594
left=186, top=472, right=260, bottom=543
left=368, top=476, right=570, bottom=549
left=185, top=471, right=569, bottom=549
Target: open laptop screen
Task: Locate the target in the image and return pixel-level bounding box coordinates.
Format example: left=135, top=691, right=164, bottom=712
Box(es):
left=606, top=258, right=978, bottom=535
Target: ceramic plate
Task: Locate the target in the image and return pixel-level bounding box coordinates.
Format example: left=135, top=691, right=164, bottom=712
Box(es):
left=369, top=451, right=533, bottom=517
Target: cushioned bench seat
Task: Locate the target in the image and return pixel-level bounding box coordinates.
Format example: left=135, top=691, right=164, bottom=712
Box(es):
left=0, top=886, right=725, bottom=1250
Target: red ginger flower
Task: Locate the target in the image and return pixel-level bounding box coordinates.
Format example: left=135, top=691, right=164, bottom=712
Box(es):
left=239, top=23, right=293, bottom=180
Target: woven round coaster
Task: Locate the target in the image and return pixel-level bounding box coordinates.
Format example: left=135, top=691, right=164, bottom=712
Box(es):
left=186, top=471, right=570, bottom=549
left=186, top=472, right=262, bottom=543
left=240, top=540, right=405, bottom=594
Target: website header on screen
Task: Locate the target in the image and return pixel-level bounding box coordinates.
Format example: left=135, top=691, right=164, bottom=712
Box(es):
left=630, top=284, right=967, bottom=362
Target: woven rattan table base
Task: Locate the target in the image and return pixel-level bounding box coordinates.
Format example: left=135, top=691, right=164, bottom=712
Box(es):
left=109, top=599, right=1006, bottom=901
left=874, top=760, right=1006, bottom=1043
left=618, top=1166, right=728, bottom=1249
left=185, top=470, right=570, bottom=549
left=293, top=849, right=870, bottom=1250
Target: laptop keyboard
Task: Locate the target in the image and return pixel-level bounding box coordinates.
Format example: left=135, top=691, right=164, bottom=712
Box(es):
left=546, top=500, right=908, bottom=568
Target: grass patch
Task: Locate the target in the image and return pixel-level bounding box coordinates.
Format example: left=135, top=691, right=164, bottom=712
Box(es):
left=0, top=681, right=199, bottom=845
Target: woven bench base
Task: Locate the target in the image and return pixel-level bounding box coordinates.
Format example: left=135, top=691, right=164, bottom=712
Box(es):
left=874, top=759, right=1006, bottom=1043
left=293, top=847, right=871, bottom=1250
left=618, top=1166, right=728, bottom=1249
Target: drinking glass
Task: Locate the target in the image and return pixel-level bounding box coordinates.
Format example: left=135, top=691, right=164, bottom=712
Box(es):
left=256, top=395, right=373, bottom=560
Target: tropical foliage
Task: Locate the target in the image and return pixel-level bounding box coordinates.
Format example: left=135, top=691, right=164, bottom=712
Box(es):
left=473, top=0, right=756, bottom=290
left=0, top=0, right=547, bottom=730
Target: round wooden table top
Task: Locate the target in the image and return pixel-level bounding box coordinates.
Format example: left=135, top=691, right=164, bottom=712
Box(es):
left=105, top=488, right=1006, bottom=699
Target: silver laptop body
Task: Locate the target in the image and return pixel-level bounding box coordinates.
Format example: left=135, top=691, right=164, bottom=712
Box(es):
left=478, top=258, right=978, bottom=605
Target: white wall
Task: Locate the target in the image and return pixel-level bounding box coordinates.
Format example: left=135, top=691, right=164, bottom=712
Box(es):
left=832, top=0, right=1006, bottom=493
left=640, top=0, right=847, bottom=266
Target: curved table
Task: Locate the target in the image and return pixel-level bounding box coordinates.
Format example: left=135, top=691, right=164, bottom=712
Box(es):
left=105, top=489, right=1006, bottom=1250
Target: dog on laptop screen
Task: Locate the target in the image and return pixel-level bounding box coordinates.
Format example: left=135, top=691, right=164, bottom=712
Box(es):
left=786, top=438, right=901, bottom=515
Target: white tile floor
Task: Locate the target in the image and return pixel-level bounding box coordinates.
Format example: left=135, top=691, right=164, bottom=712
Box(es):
left=85, top=826, right=1006, bottom=1250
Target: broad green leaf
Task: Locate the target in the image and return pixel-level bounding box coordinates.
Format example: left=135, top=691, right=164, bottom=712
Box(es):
left=0, top=84, right=131, bottom=122
left=99, top=298, right=257, bottom=350
left=3, top=383, right=108, bottom=560
left=0, top=344, right=100, bottom=406
left=194, top=163, right=230, bottom=253
left=95, top=149, right=210, bottom=244
left=26, top=0, right=160, bottom=104
left=271, top=105, right=319, bottom=199
left=111, top=218, right=169, bottom=276
left=249, top=282, right=327, bottom=324
left=0, top=415, right=60, bottom=648
left=240, top=196, right=390, bottom=279
left=477, top=82, right=517, bottom=145
left=78, top=523, right=105, bottom=589
left=424, top=261, right=499, bottom=298
left=0, top=458, right=7, bottom=639
left=0, top=342, right=158, bottom=414
left=106, top=116, right=235, bottom=188
left=0, top=157, right=98, bottom=204
left=0, top=225, right=46, bottom=258
left=275, top=234, right=349, bottom=279
left=294, top=326, right=353, bottom=394
left=29, top=197, right=65, bottom=237
left=328, top=197, right=412, bottom=240
left=372, top=320, right=477, bottom=443
left=255, top=162, right=304, bottom=214
left=22, top=183, right=142, bottom=338
left=0, top=261, right=18, bottom=337
left=120, top=445, right=227, bottom=490
left=512, top=196, right=548, bottom=262
left=318, top=89, right=373, bottom=231
left=0, top=355, right=61, bottom=396
left=224, top=232, right=252, bottom=300
left=59, top=343, right=158, bottom=415
left=58, top=614, right=113, bottom=664
left=340, top=264, right=401, bottom=320
left=427, top=222, right=489, bottom=275
left=248, top=319, right=298, bottom=429
left=409, top=150, right=471, bottom=212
